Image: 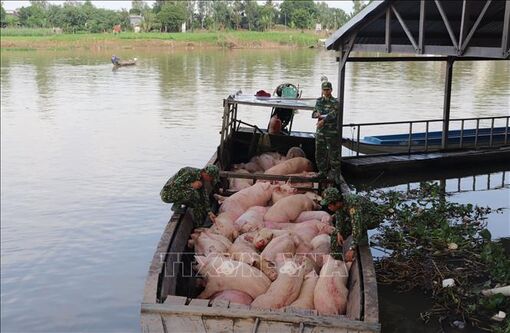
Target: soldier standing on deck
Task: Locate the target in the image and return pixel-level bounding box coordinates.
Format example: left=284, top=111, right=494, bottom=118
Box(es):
left=160, top=165, right=220, bottom=227
left=313, top=81, right=342, bottom=183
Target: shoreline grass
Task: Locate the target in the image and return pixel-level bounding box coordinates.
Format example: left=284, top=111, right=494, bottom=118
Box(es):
left=0, top=29, right=323, bottom=50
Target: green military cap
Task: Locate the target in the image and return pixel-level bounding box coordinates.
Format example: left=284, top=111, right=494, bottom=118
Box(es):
left=203, top=165, right=220, bottom=183
left=321, top=81, right=332, bottom=90
left=321, top=187, right=342, bottom=206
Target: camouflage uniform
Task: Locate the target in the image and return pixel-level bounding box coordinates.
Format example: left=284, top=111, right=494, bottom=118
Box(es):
left=160, top=166, right=218, bottom=226
left=321, top=188, right=380, bottom=253
left=314, top=82, right=341, bottom=182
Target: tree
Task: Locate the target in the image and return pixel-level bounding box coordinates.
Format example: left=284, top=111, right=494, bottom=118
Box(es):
left=130, top=0, right=146, bottom=15
left=185, top=0, right=195, bottom=31
left=292, top=8, right=311, bottom=29
left=18, top=4, right=48, bottom=27
left=1, top=2, right=6, bottom=27
left=279, top=0, right=316, bottom=28
left=197, top=0, right=212, bottom=29
left=315, top=2, right=348, bottom=30
left=259, top=1, right=277, bottom=31
left=59, top=2, right=87, bottom=32
left=231, top=0, right=243, bottom=30
left=157, top=2, right=186, bottom=32
left=351, top=0, right=371, bottom=17
left=211, top=0, right=232, bottom=30
left=243, top=0, right=259, bottom=31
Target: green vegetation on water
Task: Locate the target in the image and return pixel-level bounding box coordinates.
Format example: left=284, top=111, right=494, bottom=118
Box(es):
left=361, top=183, right=510, bottom=332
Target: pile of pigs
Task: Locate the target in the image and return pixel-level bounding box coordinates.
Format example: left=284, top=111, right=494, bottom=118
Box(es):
left=187, top=147, right=351, bottom=316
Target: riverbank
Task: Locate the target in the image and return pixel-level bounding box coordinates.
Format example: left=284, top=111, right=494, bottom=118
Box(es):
left=0, top=30, right=324, bottom=50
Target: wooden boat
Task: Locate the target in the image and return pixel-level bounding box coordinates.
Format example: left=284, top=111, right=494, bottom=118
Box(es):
left=343, top=127, right=510, bottom=154
left=113, top=58, right=137, bottom=67
left=140, top=96, right=380, bottom=332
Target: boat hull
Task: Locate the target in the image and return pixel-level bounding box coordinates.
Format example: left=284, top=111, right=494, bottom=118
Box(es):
left=141, top=131, right=380, bottom=332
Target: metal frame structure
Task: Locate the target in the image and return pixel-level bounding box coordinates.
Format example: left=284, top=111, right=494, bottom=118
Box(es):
left=326, top=0, right=510, bottom=161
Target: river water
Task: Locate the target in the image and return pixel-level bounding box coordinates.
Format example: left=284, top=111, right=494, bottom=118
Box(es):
left=1, top=48, right=509, bottom=332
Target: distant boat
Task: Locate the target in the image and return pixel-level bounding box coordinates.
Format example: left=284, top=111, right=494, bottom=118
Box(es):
left=343, top=127, right=510, bottom=154
left=113, top=58, right=137, bottom=67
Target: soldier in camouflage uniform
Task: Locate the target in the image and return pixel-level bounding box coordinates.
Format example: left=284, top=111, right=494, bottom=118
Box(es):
left=160, top=165, right=220, bottom=226
left=321, top=187, right=381, bottom=262
left=313, top=81, right=342, bottom=183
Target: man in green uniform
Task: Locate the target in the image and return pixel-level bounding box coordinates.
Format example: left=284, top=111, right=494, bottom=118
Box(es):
left=313, top=81, right=341, bottom=183
left=321, top=187, right=382, bottom=262
left=160, top=165, right=220, bottom=226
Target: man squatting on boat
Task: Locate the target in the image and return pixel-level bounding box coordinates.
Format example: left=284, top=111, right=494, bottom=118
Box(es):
left=322, top=187, right=381, bottom=261
left=160, top=165, right=220, bottom=226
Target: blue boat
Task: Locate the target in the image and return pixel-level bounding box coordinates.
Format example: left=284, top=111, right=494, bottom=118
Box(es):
left=342, top=127, right=510, bottom=154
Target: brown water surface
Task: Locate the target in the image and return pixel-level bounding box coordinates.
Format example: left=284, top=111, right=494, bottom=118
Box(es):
left=1, top=48, right=508, bottom=332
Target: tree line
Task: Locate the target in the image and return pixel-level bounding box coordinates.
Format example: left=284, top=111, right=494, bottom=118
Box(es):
left=0, top=0, right=371, bottom=33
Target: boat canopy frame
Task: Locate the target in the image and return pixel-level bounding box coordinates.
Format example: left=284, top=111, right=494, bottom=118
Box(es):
left=325, top=0, right=510, bottom=163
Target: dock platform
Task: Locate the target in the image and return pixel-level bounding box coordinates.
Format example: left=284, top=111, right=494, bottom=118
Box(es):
left=342, top=147, right=510, bottom=177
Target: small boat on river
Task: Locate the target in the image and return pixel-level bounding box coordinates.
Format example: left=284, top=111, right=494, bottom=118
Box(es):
left=140, top=94, right=380, bottom=332
left=343, top=126, right=510, bottom=154
left=112, top=56, right=137, bottom=68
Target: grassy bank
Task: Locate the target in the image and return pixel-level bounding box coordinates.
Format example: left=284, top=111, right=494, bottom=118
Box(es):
left=0, top=29, right=323, bottom=50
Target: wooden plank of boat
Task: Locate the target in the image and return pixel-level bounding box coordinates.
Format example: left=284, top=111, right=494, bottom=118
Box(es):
left=141, top=313, right=165, bottom=333
left=141, top=303, right=380, bottom=332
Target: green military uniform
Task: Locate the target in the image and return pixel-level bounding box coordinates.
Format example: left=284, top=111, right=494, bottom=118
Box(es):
left=314, top=82, right=341, bottom=183
left=321, top=188, right=381, bottom=256
left=160, top=165, right=219, bottom=226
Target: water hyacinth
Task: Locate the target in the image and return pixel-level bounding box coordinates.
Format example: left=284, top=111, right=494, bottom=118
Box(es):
left=357, top=182, right=509, bottom=332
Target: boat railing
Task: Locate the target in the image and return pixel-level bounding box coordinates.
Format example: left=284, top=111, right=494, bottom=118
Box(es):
left=344, top=115, right=510, bottom=156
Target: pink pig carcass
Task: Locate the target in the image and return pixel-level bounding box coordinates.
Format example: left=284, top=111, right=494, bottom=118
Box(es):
left=264, top=194, right=318, bottom=223
left=233, top=206, right=268, bottom=234
left=295, top=210, right=332, bottom=224
left=313, top=255, right=350, bottom=315
left=194, top=230, right=233, bottom=256
left=264, top=157, right=313, bottom=175
left=210, top=289, right=253, bottom=305
left=251, top=260, right=306, bottom=309
left=271, top=184, right=298, bottom=204
left=216, top=183, right=274, bottom=220
left=228, top=169, right=253, bottom=191
left=209, top=211, right=238, bottom=241
left=228, top=233, right=260, bottom=266
left=195, top=255, right=271, bottom=300
left=288, top=270, right=319, bottom=310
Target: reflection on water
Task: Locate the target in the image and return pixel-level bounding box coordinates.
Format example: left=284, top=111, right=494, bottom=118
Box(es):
left=1, top=49, right=509, bottom=332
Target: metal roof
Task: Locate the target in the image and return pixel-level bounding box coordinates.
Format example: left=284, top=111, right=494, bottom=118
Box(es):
left=326, top=0, right=510, bottom=59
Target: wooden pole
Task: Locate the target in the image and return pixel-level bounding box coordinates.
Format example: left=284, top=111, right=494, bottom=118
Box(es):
left=441, top=57, right=454, bottom=149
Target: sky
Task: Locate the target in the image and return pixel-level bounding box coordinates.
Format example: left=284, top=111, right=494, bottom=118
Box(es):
left=2, top=1, right=355, bottom=13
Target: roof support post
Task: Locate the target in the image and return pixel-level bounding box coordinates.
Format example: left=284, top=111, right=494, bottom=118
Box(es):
left=418, top=0, right=426, bottom=54
left=385, top=7, right=391, bottom=53
left=502, top=0, right=510, bottom=57
left=441, top=57, right=455, bottom=150
left=337, top=48, right=347, bottom=164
